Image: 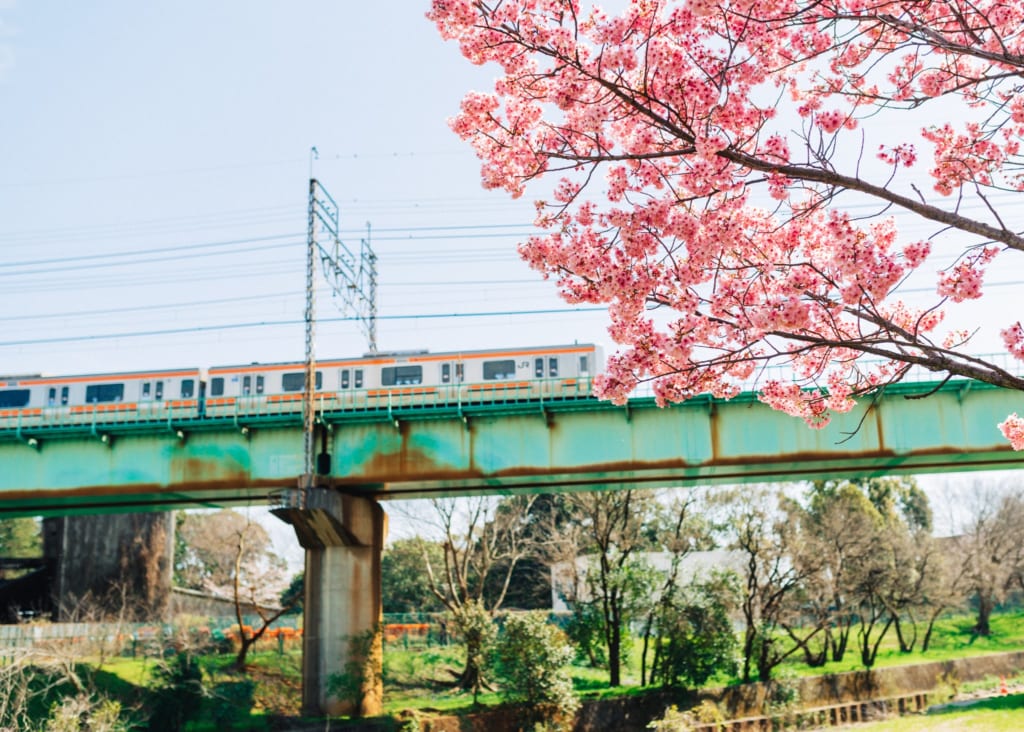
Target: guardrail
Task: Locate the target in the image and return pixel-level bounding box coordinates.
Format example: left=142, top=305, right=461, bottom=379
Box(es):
left=691, top=691, right=931, bottom=731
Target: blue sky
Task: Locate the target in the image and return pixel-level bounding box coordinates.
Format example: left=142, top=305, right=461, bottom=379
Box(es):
left=1, top=2, right=1018, bottom=556
left=1, top=1, right=1019, bottom=379
left=0, top=1, right=611, bottom=378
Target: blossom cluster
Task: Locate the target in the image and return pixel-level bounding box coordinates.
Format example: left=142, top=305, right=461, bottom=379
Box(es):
left=429, top=0, right=1024, bottom=448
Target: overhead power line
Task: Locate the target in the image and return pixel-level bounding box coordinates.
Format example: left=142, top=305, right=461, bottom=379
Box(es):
left=0, top=307, right=607, bottom=347
left=0, top=232, right=303, bottom=269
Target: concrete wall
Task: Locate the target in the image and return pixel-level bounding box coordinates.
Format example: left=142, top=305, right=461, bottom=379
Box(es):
left=43, top=513, right=173, bottom=621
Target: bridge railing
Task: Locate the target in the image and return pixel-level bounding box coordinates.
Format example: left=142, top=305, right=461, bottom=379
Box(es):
left=3, top=353, right=1021, bottom=435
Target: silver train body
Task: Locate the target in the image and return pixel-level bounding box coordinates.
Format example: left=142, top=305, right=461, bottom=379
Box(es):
left=0, top=344, right=603, bottom=427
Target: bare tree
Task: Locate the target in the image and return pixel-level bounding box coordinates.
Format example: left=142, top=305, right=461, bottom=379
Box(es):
left=784, top=484, right=880, bottom=665
left=952, top=484, right=1024, bottom=636
left=725, top=486, right=821, bottom=683
left=175, top=509, right=294, bottom=669
left=229, top=522, right=298, bottom=669
left=418, top=494, right=539, bottom=692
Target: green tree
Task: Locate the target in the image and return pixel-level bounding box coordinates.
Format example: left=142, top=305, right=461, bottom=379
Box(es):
left=0, top=518, right=41, bottom=580
left=788, top=482, right=887, bottom=665
left=279, top=572, right=303, bottom=615
left=381, top=537, right=445, bottom=614
left=651, top=572, right=739, bottom=689
left=553, top=490, right=660, bottom=687
left=452, top=599, right=497, bottom=702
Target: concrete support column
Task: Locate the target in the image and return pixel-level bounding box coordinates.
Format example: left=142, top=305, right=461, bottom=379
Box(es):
left=274, top=489, right=386, bottom=717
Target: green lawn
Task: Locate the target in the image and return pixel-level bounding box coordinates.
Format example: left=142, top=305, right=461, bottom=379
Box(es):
left=763, top=609, right=1024, bottom=686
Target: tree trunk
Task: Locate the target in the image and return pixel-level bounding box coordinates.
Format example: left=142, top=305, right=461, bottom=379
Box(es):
left=741, top=624, right=756, bottom=684
left=608, top=624, right=622, bottom=687
left=830, top=617, right=852, bottom=662
left=921, top=605, right=946, bottom=653
left=973, top=592, right=994, bottom=636
left=893, top=613, right=917, bottom=653
left=640, top=614, right=653, bottom=687
left=859, top=615, right=894, bottom=668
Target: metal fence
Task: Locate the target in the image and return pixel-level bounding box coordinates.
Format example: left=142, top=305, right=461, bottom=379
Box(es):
left=0, top=616, right=303, bottom=661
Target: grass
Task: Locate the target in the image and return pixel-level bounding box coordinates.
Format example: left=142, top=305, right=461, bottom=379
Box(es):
left=767, top=609, right=1024, bottom=682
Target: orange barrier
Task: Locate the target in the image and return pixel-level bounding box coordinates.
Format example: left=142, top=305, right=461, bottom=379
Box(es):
left=383, top=623, right=430, bottom=644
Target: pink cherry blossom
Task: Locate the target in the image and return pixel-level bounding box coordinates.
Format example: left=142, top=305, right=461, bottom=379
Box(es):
left=999, top=414, right=1024, bottom=451
left=430, top=0, right=1024, bottom=442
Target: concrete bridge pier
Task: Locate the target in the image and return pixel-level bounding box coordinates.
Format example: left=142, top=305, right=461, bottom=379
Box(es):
left=273, top=487, right=386, bottom=717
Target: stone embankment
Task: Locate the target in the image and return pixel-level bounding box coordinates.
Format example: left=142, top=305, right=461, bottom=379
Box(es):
left=304, top=650, right=1024, bottom=732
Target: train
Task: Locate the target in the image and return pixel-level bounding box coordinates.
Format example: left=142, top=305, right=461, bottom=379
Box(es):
left=0, top=343, right=604, bottom=427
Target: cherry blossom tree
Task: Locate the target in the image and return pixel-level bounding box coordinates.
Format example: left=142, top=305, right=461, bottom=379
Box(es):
left=429, top=0, right=1024, bottom=443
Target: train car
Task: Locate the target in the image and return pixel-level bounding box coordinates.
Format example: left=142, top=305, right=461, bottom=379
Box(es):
left=204, top=343, right=603, bottom=417
left=0, top=344, right=604, bottom=428
left=0, top=367, right=204, bottom=427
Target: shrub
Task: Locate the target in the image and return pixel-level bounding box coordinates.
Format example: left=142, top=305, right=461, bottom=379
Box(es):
left=146, top=651, right=205, bottom=732
left=495, top=611, right=580, bottom=731
left=44, top=695, right=129, bottom=732
left=211, top=679, right=255, bottom=730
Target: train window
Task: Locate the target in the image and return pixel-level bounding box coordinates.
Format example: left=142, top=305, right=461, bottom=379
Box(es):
left=0, top=389, right=30, bottom=408
left=549, top=357, right=559, bottom=377
left=155, top=381, right=164, bottom=401
left=85, top=383, right=124, bottom=403
left=579, top=355, right=589, bottom=376
left=355, top=369, right=363, bottom=388
left=341, top=369, right=350, bottom=389
left=61, top=386, right=69, bottom=405
left=256, top=375, right=265, bottom=395
left=282, top=371, right=323, bottom=392
left=535, top=358, right=544, bottom=378
left=483, top=359, right=516, bottom=380
left=181, top=379, right=195, bottom=399
left=142, top=382, right=151, bottom=398
left=210, top=377, right=224, bottom=396
left=441, top=364, right=451, bottom=383
left=48, top=388, right=56, bottom=406
left=242, top=376, right=251, bottom=395
left=456, top=363, right=464, bottom=382
left=381, top=365, right=423, bottom=386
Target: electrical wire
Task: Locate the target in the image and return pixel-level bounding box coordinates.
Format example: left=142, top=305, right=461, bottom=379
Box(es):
left=0, top=307, right=608, bottom=347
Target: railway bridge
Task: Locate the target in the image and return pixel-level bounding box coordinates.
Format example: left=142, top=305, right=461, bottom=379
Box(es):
left=2, top=376, right=1023, bottom=715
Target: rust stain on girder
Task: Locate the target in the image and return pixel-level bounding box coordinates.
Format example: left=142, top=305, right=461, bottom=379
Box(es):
left=333, top=446, right=950, bottom=487
left=0, top=475, right=289, bottom=503
left=330, top=438, right=997, bottom=487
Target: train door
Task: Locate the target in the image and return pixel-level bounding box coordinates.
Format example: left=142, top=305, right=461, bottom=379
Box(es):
left=139, top=381, right=155, bottom=416
left=440, top=361, right=463, bottom=402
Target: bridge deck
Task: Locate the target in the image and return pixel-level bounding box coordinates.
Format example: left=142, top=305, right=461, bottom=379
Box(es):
left=1, top=377, right=1022, bottom=516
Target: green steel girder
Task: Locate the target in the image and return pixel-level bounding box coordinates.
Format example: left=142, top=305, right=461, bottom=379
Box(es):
left=1, top=379, right=1023, bottom=517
